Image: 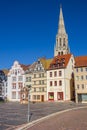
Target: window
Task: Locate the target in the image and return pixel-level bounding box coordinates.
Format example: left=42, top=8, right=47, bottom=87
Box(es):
left=81, top=75, right=84, bottom=80
left=50, top=81, right=52, bottom=86
left=59, top=71, right=62, bottom=76
left=76, top=76, right=79, bottom=81
left=12, top=83, right=16, bottom=89
left=33, top=95, right=36, bottom=100
left=85, top=68, right=87, bottom=71
left=12, top=92, right=16, bottom=99
left=42, top=73, right=44, bottom=77
left=81, top=68, right=83, bottom=72
left=59, top=80, right=62, bottom=86
left=59, top=38, right=61, bottom=46
left=63, top=38, right=65, bottom=44
left=77, top=84, right=79, bottom=89
left=61, top=52, right=63, bottom=55
left=37, top=95, right=40, bottom=100
left=26, top=77, right=31, bottom=82
left=86, top=75, right=87, bottom=80
left=39, top=88, right=41, bottom=92
left=12, top=77, right=16, bottom=82
left=54, top=71, right=57, bottom=77
left=18, top=83, right=23, bottom=89
left=34, top=74, right=36, bottom=78
left=34, top=88, right=36, bottom=92
left=58, top=52, right=60, bottom=55
left=15, top=70, right=17, bottom=75
left=34, top=81, right=36, bottom=85
left=39, top=80, right=41, bottom=85
left=82, top=84, right=84, bottom=89
left=18, top=76, right=23, bottom=81
left=42, top=80, right=44, bottom=84
left=42, top=88, right=44, bottom=92
left=76, top=68, right=78, bottom=72
left=39, top=74, right=41, bottom=78
left=50, top=72, right=52, bottom=77
left=54, top=81, right=57, bottom=86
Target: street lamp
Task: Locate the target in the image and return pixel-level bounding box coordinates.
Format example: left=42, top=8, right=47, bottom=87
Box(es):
left=27, top=85, right=31, bottom=123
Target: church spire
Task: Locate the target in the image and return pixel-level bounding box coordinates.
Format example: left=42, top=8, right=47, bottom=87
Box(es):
left=58, top=5, right=66, bottom=34
left=54, top=6, right=70, bottom=56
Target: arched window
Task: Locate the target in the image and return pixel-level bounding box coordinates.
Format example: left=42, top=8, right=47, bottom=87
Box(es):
left=59, top=38, right=61, bottom=46
left=58, top=52, right=60, bottom=55
left=61, top=51, right=63, bottom=55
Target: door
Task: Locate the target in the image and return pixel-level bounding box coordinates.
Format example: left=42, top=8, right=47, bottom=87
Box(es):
left=41, top=95, right=44, bottom=102
left=58, top=92, right=63, bottom=100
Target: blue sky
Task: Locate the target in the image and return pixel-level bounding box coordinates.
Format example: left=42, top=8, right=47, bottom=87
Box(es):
left=0, top=0, right=87, bottom=69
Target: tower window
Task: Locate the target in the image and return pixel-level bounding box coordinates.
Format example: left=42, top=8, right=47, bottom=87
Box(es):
left=58, top=52, right=60, bottom=55
left=59, top=38, right=61, bottom=46
left=61, top=52, right=63, bottom=55
left=63, top=38, right=65, bottom=44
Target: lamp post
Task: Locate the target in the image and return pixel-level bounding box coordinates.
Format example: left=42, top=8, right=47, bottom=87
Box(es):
left=27, top=85, right=31, bottom=123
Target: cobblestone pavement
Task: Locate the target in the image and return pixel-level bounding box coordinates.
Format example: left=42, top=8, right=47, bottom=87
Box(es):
left=0, top=101, right=87, bottom=130
left=27, top=108, right=87, bottom=130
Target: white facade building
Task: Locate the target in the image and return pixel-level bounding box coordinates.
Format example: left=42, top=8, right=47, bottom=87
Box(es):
left=47, top=54, right=75, bottom=101
left=7, top=61, right=29, bottom=101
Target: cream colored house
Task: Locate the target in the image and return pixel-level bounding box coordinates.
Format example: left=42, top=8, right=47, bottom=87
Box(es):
left=30, top=58, right=52, bottom=102
left=47, top=54, right=75, bottom=101
left=74, top=56, right=87, bottom=103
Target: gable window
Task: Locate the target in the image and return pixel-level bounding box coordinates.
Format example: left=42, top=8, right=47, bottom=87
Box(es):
left=50, top=72, right=52, bottom=77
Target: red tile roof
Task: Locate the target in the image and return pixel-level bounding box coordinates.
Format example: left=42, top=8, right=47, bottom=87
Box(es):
left=20, top=64, right=30, bottom=71
left=75, top=56, right=87, bottom=67
left=48, top=54, right=72, bottom=70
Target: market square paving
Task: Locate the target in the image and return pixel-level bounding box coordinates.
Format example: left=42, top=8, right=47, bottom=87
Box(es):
left=0, top=102, right=87, bottom=130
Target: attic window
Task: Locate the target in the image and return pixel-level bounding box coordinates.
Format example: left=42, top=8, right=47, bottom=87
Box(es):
left=38, top=60, right=40, bottom=64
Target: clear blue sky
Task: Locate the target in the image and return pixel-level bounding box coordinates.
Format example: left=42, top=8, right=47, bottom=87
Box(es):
left=0, top=0, right=87, bottom=69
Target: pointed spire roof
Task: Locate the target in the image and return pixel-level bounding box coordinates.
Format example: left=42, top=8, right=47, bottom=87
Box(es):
left=58, top=5, right=66, bottom=34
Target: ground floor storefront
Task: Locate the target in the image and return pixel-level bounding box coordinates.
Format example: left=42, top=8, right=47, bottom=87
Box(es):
left=48, top=92, right=64, bottom=101
left=77, top=93, right=87, bottom=103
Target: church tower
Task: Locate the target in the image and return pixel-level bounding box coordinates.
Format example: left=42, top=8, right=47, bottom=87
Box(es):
left=54, top=6, right=70, bottom=56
